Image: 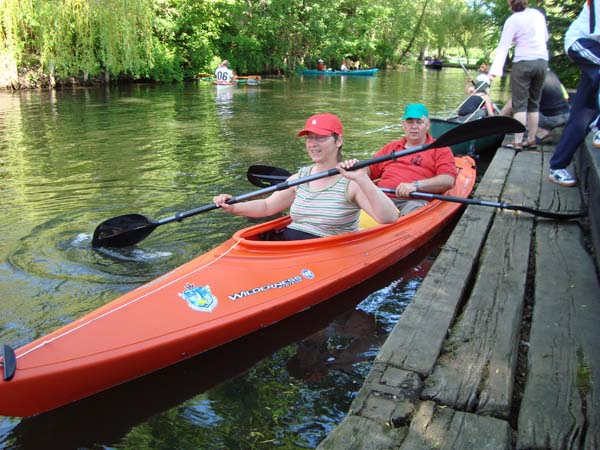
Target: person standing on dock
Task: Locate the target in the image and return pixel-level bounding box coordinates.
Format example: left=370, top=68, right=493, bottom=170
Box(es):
left=364, top=103, right=456, bottom=216
left=548, top=0, right=600, bottom=187
left=488, top=0, right=549, bottom=151
left=500, top=69, right=570, bottom=144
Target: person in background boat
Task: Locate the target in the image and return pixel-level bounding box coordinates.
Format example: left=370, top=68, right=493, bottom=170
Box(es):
left=500, top=68, right=570, bottom=144
left=214, top=60, right=236, bottom=83
left=548, top=0, right=600, bottom=187
left=213, top=113, right=398, bottom=240
left=317, top=59, right=326, bottom=71
left=458, top=80, right=497, bottom=121
left=488, top=0, right=549, bottom=151
left=477, top=63, right=490, bottom=83
left=340, top=60, right=349, bottom=71
left=357, top=103, right=456, bottom=216
left=466, top=63, right=491, bottom=94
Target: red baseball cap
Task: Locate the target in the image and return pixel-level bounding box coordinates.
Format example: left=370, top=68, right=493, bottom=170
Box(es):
left=297, top=113, right=343, bottom=137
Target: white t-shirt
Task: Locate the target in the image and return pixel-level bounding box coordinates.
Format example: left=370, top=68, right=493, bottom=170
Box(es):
left=476, top=73, right=490, bottom=84
left=215, top=67, right=235, bottom=82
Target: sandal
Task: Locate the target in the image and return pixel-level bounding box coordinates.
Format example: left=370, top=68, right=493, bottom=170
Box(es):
left=504, top=142, right=523, bottom=150
left=523, top=141, right=538, bottom=149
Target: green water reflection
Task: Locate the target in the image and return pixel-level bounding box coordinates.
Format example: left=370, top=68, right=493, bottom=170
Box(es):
left=0, top=70, right=509, bottom=449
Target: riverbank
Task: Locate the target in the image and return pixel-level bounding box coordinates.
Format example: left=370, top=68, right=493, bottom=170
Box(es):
left=319, top=132, right=599, bottom=449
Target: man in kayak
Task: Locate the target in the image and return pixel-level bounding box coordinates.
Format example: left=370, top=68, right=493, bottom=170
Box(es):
left=214, top=60, right=236, bottom=83
left=365, top=103, right=456, bottom=215
left=457, top=80, right=497, bottom=121
left=213, top=113, right=399, bottom=240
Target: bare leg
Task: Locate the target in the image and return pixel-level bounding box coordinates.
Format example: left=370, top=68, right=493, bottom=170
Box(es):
left=500, top=98, right=513, bottom=116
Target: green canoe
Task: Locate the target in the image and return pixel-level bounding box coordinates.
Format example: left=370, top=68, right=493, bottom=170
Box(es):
left=430, top=117, right=505, bottom=155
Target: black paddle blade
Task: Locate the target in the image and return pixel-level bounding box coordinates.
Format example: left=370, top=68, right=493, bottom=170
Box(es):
left=247, top=165, right=292, bottom=187
left=92, top=214, right=159, bottom=248
left=2, top=344, right=16, bottom=381
left=434, top=116, right=525, bottom=149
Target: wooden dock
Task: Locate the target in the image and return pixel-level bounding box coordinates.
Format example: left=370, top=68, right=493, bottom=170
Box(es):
left=318, top=135, right=600, bottom=450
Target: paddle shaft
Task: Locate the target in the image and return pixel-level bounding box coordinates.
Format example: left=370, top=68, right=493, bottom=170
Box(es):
left=149, top=117, right=526, bottom=227
left=379, top=188, right=583, bottom=220
left=459, top=60, right=477, bottom=87
left=93, top=116, right=525, bottom=247
left=247, top=167, right=583, bottom=220
left=155, top=142, right=438, bottom=226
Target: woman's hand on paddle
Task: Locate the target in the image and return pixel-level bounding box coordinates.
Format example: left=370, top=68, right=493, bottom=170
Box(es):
left=213, top=194, right=235, bottom=212
left=338, top=159, right=369, bottom=182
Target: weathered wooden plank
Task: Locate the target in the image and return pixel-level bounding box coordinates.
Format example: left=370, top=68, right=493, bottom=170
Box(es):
left=422, top=151, right=540, bottom=417
left=346, top=362, right=422, bottom=426
left=317, top=414, right=407, bottom=450
left=518, top=222, right=600, bottom=450
left=399, top=401, right=511, bottom=450
left=375, top=150, right=514, bottom=376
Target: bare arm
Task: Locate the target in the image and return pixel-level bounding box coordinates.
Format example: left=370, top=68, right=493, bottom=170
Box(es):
left=395, top=174, right=455, bottom=198
left=339, top=160, right=399, bottom=224
left=213, top=176, right=297, bottom=217
left=483, top=95, right=496, bottom=116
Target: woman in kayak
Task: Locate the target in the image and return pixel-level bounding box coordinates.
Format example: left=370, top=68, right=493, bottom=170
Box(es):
left=457, top=80, right=496, bottom=121
left=213, top=113, right=399, bottom=240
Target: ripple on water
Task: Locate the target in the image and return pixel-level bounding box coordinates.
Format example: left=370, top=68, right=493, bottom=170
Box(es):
left=7, top=211, right=176, bottom=286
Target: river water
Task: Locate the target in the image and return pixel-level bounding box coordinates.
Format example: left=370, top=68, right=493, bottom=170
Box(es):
left=0, top=70, right=510, bottom=449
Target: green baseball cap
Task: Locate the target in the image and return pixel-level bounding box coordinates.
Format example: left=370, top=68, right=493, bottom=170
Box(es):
left=402, top=103, right=429, bottom=120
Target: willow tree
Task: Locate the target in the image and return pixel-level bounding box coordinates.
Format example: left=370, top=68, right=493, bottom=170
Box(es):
left=86, top=0, right=154, bottom=81
left=0, top=0, right=35, bottom=88
left=2, top=0, right=154, bottom=85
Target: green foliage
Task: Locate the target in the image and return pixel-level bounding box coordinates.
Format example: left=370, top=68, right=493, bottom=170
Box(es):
left=147, top=38, right=184, bottom=82
left=0, top=0, right=588, bottom=86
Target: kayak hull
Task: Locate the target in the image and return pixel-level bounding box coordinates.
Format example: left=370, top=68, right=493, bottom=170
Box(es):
left=0, top=156, right=475, bottom=417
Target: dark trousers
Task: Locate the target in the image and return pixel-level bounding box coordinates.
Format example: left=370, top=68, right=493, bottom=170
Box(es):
left=550, top=38, right=600, bottom=170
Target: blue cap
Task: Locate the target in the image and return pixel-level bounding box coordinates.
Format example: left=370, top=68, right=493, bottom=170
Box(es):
left=402, top=103, right=429, bottom=120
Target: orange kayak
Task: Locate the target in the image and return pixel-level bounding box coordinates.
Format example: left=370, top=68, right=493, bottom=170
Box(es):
left=0, top=156, right=475, bottom=417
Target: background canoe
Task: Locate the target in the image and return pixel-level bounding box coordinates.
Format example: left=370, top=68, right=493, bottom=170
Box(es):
left=299, top=68, right=378, bottom=76
left=424, top=59, right=443, bottom=70
left=198, top=76, right=260, bottom=85
left=430, top=117, right=504, bottom=155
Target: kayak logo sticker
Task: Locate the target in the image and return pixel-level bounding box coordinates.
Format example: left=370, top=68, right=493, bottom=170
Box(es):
left=228, top=269, right=315, bottom=301
left=179, top=283, right=218, bottom=312
left=301, top=269, right=314, bottom=279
